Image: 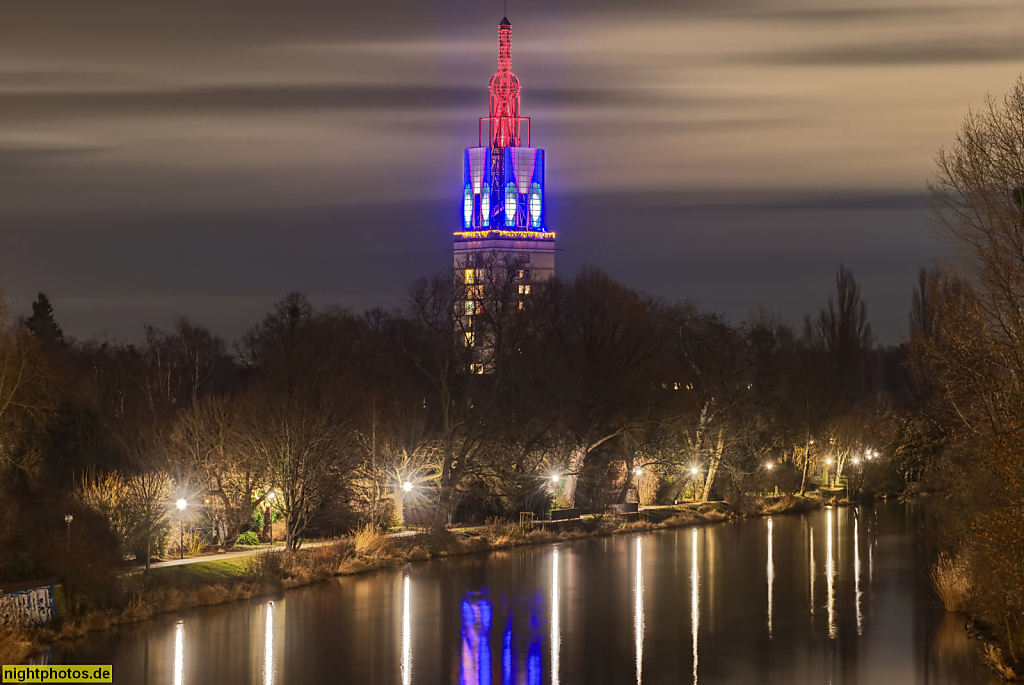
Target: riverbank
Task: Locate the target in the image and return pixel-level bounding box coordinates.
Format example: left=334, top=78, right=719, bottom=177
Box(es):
left=2, top=495, right=822, bottom=663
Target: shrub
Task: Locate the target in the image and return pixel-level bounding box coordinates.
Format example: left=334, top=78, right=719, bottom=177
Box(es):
left=236, top=531, right=260, bottom=546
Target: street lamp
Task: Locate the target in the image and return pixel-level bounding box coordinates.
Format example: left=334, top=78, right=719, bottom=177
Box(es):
left=266, top=491, right=276, bottom=545
left=689, top=466, right=701, bottom=501
left=825, top=459, right=833, bottom=488
left=176, top=499, right=187, bottom=559
left=634, top=467, right=643, bottom=476
left=765, top=462, right=774, bottom=470
left=64, top=514, right=73, bottom=554
left=551, top=474, right=560, bottom=483
left=402, top=481, right=413, bottom=492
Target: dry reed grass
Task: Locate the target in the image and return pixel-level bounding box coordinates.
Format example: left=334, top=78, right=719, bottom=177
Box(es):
left=931, top=553, right=972, bottom=613
left=981, top=643, right=1018, bottom=681
left=0, top=629, right=34, bottom=663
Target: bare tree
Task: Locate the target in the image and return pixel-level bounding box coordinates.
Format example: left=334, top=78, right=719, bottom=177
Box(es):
left=235, top=294, right=359, bottom=550
left=172, top=396, right=269, bottom=545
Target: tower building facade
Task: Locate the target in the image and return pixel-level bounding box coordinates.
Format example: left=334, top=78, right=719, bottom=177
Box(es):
left=454, top=18, right=555, bottom=284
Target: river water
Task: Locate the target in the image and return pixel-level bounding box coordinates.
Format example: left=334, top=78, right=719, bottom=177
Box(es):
left=43, top=502, right=992, bottom=684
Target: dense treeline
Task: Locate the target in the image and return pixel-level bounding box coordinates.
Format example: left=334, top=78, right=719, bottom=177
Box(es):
left=911, top=75, right=1024, bottom=673
left=0, top=258, right=914, bottom=587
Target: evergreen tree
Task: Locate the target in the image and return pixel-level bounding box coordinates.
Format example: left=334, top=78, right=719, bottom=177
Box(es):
left=25, top=292, right=64, bottom=345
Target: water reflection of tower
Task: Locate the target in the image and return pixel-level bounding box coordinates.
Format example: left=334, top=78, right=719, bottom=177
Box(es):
left=456, top=18, right=555, bottom=371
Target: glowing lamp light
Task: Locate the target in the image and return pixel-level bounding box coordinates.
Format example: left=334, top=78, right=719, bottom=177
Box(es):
left=463, top=186, right=473, bottom=228
left=551, top=474, right=560, bottom=483
left=402, top=481, right=413, bottom=493
left=765, top=462, right=774, bottom=470
left=852, top=458, right=860, bottom=465
left=691, top=467, right=699, bottom=475
left=454, top=230, right=555, bottom=241
left=825, top=460, right=832, bottom=466
left=634, top=467, right=643, bottom=476
left=481, top=183, right=491, bottom=227
left=504, top=182, right=517, bottom=225
left=176, top=499, right=188, bottom=511
left=529, top=182, right=542, bottom=228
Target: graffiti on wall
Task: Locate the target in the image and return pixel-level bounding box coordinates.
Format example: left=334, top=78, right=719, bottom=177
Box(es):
left=0, top=586, right=56, bottom=627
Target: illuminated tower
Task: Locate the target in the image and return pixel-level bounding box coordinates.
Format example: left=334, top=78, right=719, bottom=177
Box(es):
left=455, top=17, right=555, bottom=284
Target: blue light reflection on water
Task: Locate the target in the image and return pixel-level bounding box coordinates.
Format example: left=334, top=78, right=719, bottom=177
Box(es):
left=459, top=589, right=546, bottom=685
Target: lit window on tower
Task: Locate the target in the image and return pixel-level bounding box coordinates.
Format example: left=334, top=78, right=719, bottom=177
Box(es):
left=465, top=331, right=475, bottom=346
left=463, top=186, right=473, bottom=228
left=481, top=183, right=491, bottom=227
left=464, top=269, right=475, bottom=284
left=504, top=182, right=517, bottom=225
left=518, top=284, right=531, bottom=295
left=529, top=182, right=542, bottom=228
left=464, top=300, right=475, bottom=316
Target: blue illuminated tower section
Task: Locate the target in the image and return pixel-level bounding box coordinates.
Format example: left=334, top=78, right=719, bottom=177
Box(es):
left=454, top=17, right=555, bottom=282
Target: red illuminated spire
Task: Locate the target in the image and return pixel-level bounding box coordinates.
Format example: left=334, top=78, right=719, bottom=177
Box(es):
left=487, top=17, right=522, bottom=147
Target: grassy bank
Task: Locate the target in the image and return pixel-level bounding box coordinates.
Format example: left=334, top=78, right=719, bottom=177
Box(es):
left=3, top=495, right=821, bottom=662
left=930, top=552, right=1021, bottom=680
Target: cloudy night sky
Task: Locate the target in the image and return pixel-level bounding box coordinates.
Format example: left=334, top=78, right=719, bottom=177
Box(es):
left=2, top=0, right=1023, bottom=344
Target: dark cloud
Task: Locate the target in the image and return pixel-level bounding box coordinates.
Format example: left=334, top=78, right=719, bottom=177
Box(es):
left=737, top=37, right=1024, bottom=67
left=0, top=190, right=940, bottom=344
left=0, top=0, right=1011, bottom=347
left=0, top=85, right=685, bottom=123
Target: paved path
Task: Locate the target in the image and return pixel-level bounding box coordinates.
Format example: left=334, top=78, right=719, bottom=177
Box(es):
left=129, top=539, right=337, bottom=573
left=131, top=529, right=425, bottom=572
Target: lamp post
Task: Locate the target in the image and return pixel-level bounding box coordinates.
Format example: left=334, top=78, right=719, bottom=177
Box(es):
left=176, top=499, right=187, bottom=559
left=396, top=481, right=413, bottom=527
left=848, top=457, right=861, bottom=499
left=825, top=460, right=833, bottom=489
left=266, top=491, right=276, bottom=546
left=689, top=466, right=701, bottom=501
left=64, top=514, right=73, bottom=554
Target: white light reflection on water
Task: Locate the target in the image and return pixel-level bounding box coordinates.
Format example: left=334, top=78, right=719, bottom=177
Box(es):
left=264, top=602, right=274, bottom=685
left=854, top=514, right=862, bottom=635
left=809, top=525, right=815, bottom=616
left=767, top=518, right=774, bottom=637
left=827, top=507, right=836, bottom=639
left=869, top=536, right=874, bottom=583
left=634, top=536, right=644, bottom=685
left=402, top=576, right=411, bottom=685
left=691, top=528, right=699, bottom=685
left=551, top=548, right=560, bottom=685
left=174, top=620, right=184, bottom=685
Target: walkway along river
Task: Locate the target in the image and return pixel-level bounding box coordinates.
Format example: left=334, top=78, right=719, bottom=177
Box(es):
left=39, top=502, right=992, bottom=684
